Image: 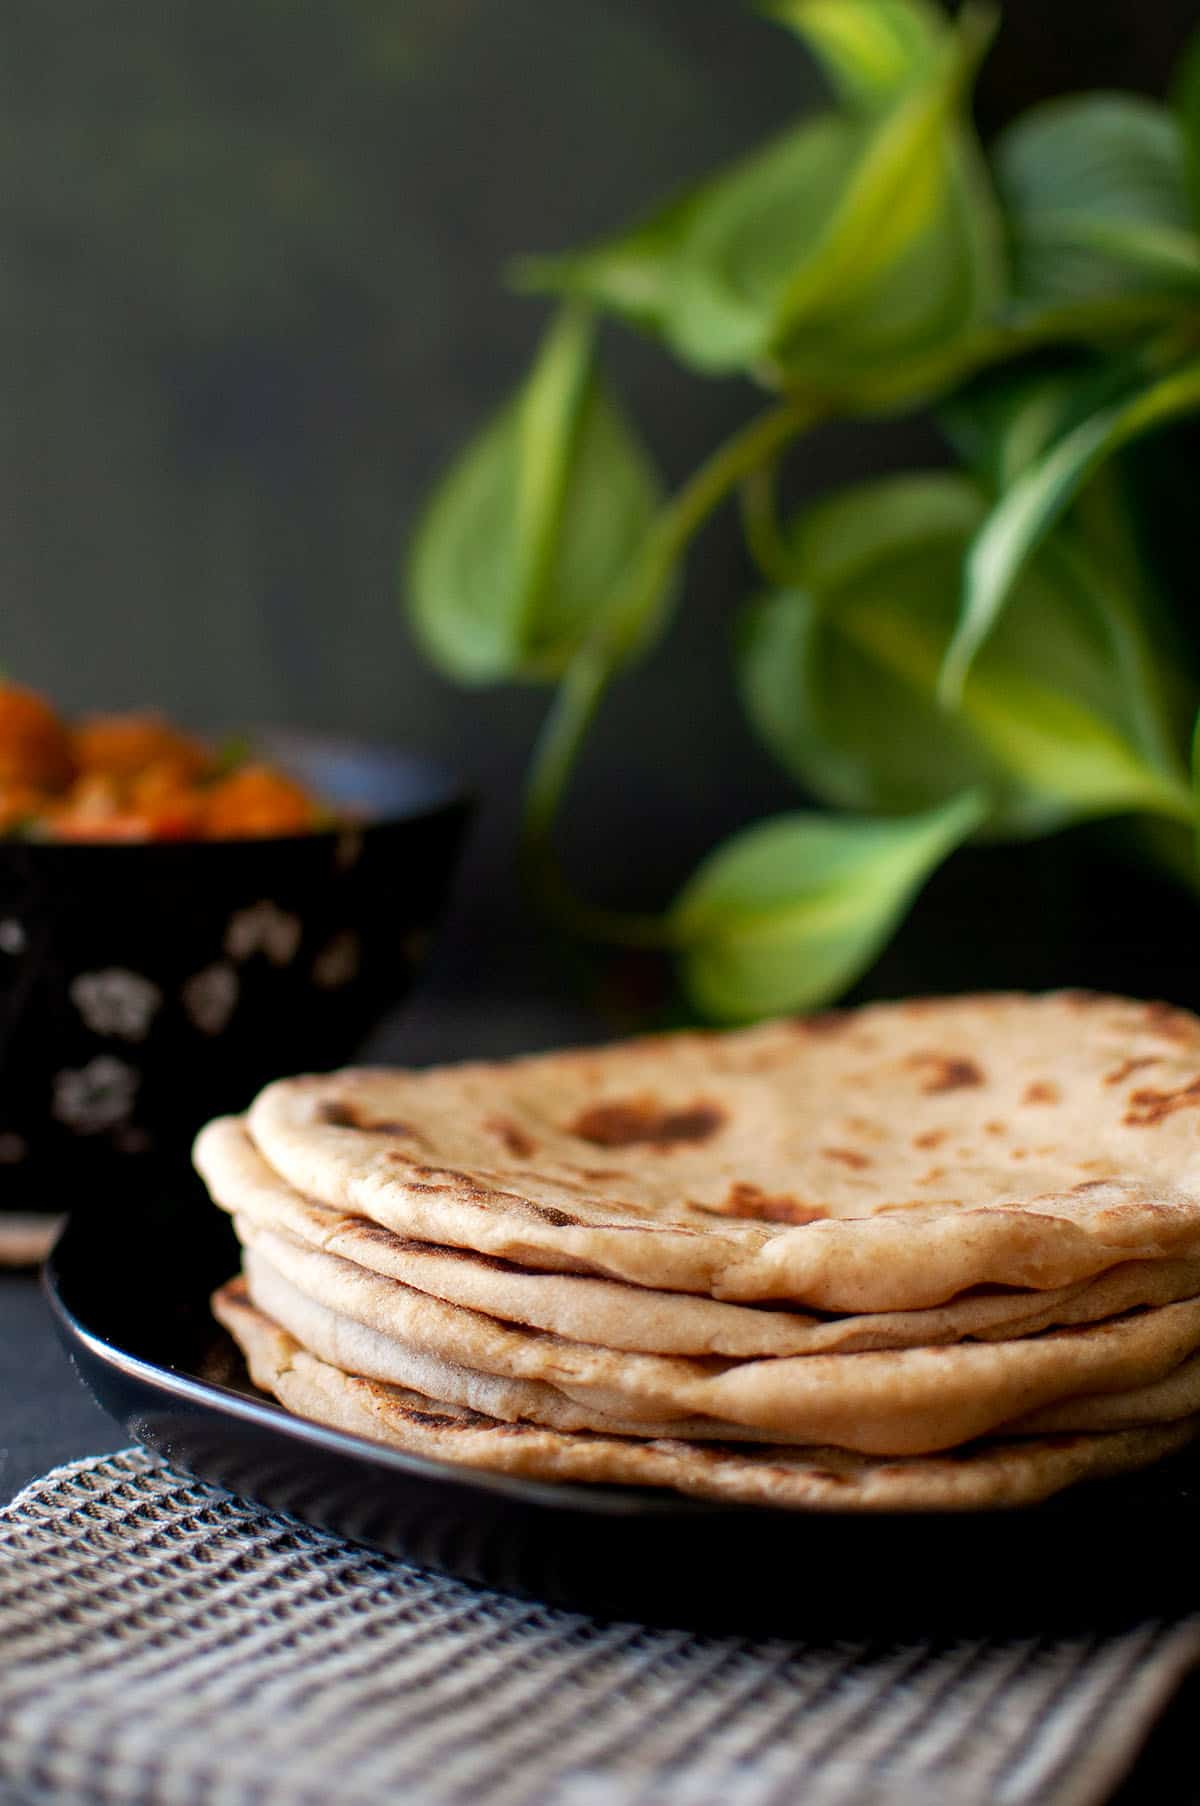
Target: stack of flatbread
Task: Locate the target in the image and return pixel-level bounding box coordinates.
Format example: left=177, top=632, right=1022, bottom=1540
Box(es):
left=196, top=991, right=1200, bottom=1512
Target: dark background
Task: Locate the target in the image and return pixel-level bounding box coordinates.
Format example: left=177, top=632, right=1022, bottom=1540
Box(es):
left=3, top=0, right=1197, bottom=1007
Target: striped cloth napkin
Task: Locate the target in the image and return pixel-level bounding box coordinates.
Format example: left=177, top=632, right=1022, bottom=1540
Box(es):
left=0, top=1448, right=1196, bottom=1806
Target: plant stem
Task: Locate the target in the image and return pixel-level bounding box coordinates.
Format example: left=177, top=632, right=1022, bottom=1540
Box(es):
left=602, top=397, right=819, bottom=640
left=653, top=398, right=816, bottom=564
left=521, top=397, right=816, bottom=945
left=740, top=460, right=796, bottom=585
left=520, top=648, right=671, bottom=948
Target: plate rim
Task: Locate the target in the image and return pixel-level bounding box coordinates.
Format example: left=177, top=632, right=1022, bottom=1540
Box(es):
left=41, top=1211, right=741, bottom=1523
left=45, top=1198, right=1200, bottom=1536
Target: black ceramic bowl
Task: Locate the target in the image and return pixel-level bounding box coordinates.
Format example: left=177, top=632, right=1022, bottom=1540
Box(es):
left=0, top=729, right=470, bottom=1213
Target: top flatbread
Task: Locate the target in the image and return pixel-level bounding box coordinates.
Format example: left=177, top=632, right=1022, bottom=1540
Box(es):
left=196, top=1116, right=1200, bottom=1356
left=244, top=991, right=1200, bottom=1311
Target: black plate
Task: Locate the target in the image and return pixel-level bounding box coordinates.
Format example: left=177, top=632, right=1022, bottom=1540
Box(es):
left=45, top=1189, right=1200, bottom=1637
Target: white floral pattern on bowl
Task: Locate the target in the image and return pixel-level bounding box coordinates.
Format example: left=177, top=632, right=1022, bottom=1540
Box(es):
left=312, top=931, right=361, bottom=990
left=0, top=919, right=27, bottom=956
left=224, top=902, right=302, bottom=967
left=0, top=736, right=469, bottom=1195
left=70, top=969, right=163, bottom=1042
left=181, top=963, right=240, bottom=1037
left=52, top=1057, right=140, bottom=1134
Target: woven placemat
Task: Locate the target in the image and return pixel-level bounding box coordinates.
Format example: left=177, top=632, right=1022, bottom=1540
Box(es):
left=1, top=1449, right=1197, bottom=1806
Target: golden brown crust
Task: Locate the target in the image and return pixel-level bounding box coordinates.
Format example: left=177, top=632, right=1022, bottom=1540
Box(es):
left=197, top=1116, right=1200, bottom=1358
left=233, top=1226, right=1200, bottom=1457
left=212, top=1279, right=1200, bottom=1513
left=237, top=993, right=1200, bottom=1311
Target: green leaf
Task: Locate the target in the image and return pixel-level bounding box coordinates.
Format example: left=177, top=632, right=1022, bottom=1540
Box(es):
left=994, top=95, right=1200, bottom=332
left=1174, top=25, right=1200, bottom=223
left=214, top=734, right=253, bottom=777
left=514, top=188, right=704, bottom=340
left=940, top=354, right=1114, bottom=490
left=407, top=309, right=666, bottom=684
left=647, top=115, right=864, bottom=375
left=516, top=6, right=1001, bottom=400
left=760, top=0, right=947, bottom=110
left=672, top=792, right=984, bottom=1021
left=737, top=473, right=1190, bottom=836
left=941, top=356, right=1200, bottom=697
left=1191, top=703, right=1200, bottom=877
left=769, top=122, right=1004, bottom=403
left=765, top=9, right=994, bottom=341
left=941, top=356, right=1198, bottom=771
left=516, top=116, right=855, bottom=376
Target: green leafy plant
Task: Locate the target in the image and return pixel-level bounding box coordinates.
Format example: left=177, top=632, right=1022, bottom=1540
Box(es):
left=406, top=0, right=1200, bottom=1023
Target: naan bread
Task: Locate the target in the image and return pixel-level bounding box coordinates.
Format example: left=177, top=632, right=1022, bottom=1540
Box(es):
left=242, top=1248, right=1200, bottom=1449
left=235, top=1225, right=1200, bottom=1456
left=1009, top=1349, right=1200, bottom=1434
left=199, top=1116, right=1200, bottom=1355
left=242, top=1252, right=813, bottom=1443
left=214, top=1280, right=1200, bottom=1512
left=243, top=993, right=1200, bottom=1311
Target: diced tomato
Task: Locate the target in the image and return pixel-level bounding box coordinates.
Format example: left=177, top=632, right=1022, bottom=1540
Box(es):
left=0, top=783, right=50, bottom=832
left=202, top=765, right=318, bottom=839
left=72, top=714, right=212, bottom=786
left=50, top=812, right=157, bottom=842
left=0, top=685, right=76, bottom=790
left=50, top=807, right=206, bottom=843
left=0, top=688, right=332, bottom=841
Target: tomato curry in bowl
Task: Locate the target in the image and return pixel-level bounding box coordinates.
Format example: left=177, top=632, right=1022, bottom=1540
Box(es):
left=0, top=685, right=470, bottom=1219
left=0, top=684, right=338, bottom=842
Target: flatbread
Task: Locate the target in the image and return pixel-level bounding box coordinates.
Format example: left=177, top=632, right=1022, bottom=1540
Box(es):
left=235, top=1225, right=1200, bottom=1456
left=242, top=1249, right=1200, bottom=1450
left=213, top=1279, right=1200, bottom=1512
left=199, top=1116, right=1200, bottom=1356
left=242, top=1252, right=812, bottom=1444
left=242, top=992, right=1200, bottom=1311
left=1009, top=1349, right=1200, bottom=1434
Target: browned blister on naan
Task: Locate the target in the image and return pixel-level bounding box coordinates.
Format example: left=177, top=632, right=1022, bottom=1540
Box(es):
left=239, top=993, right=1200, bottom=1311
left=197, top=1115, right=1200, bottom=1356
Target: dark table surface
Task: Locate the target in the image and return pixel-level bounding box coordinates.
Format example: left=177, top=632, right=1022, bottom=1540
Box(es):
left=1, top=1269, right=123, bottom=1502
left=3, top=985, right=1199, bottom=1805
